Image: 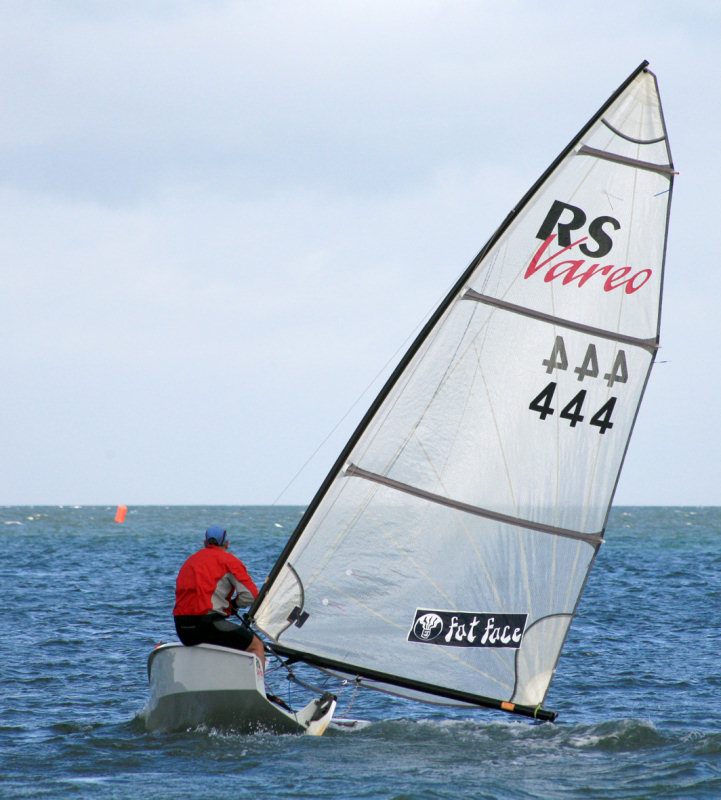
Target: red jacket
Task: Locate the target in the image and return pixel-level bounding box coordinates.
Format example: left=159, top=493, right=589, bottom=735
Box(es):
left=173, top=545, right=259, bottom=617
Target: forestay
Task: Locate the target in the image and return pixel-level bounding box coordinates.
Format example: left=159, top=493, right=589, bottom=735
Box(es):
left=251, top=62, right=673, bottom=720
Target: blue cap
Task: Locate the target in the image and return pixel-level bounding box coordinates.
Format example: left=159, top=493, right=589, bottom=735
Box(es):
left=205, top=526, right=227, bottom=546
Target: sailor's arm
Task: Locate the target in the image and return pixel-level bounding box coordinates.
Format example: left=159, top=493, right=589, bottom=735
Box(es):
left=227, top=556, right=259, bottom=607
left=231, top=583, right=256, bottom=607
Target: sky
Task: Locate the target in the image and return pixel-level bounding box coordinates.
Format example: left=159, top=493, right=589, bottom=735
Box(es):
left=1, top=0, right=719, bottom=506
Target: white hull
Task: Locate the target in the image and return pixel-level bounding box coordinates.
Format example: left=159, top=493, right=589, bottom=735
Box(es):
left=143, top=643, right=336, bottom=735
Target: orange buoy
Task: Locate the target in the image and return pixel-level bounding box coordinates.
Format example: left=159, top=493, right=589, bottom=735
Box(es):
left=114, top=505, right=128, bottom=523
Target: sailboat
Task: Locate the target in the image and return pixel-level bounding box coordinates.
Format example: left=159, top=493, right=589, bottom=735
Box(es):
left=144, top=60, right=673, bottom=733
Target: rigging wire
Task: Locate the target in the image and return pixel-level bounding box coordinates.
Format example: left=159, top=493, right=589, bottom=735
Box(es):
left=269, top=289, right=450, bottom=507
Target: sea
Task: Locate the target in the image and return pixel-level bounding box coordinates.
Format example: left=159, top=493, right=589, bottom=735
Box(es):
left=1, top=505, right=719, bottom=799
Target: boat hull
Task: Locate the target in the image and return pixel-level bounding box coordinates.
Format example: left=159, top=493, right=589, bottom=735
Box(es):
left=143, top=642, right=335, bottom=735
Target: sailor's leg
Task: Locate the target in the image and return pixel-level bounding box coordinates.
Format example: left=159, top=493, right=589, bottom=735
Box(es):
left=246, top=634, right=266, bottom=674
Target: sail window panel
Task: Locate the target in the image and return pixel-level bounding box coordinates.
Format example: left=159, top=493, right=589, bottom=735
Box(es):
left=512, top=614, right=573, bottom=706
left=582, top=70, right=672, bottom=173
left=253, top=562, right=304, bottom=640
left=464, top=149, right=668, bottom=344
left=589, top=71, right=670, bottom=159
left=267, top=481, right=594, bottom=706
left=352, top=300, right=652, bottom=535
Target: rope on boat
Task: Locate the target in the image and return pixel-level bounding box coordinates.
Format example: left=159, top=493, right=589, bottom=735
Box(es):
left=335, top=677, right=361, bottom=718
left=267, top=645, right=349, bottom=701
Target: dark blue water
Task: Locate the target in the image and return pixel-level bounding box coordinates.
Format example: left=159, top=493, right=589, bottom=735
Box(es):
left=2, top=506, right=719, bottom=799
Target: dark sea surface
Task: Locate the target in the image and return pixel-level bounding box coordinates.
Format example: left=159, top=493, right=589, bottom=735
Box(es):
left=1, top=505, right=719, bottom=799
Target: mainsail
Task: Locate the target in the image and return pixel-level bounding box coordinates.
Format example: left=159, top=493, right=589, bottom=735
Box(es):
left=251, top=61, right=673, bottom=721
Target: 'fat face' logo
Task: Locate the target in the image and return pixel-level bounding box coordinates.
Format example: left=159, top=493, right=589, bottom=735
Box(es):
left=408, top=609, right=527, bottom=649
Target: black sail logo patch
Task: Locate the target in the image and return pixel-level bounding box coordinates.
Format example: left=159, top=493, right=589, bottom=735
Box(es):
left=408, top=609, right=527, bottom=649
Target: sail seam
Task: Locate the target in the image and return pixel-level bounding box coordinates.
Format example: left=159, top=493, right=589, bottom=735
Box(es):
left=577, top=144, right=674, bottom=176
left=344, top=463, right=603, bottom=545
left=600, top=118, right=666, bottom=145
left=462, top=289, right=658, bottom=353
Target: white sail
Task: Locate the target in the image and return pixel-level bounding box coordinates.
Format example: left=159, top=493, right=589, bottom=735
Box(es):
left=253, top=63, right=673, bottom=719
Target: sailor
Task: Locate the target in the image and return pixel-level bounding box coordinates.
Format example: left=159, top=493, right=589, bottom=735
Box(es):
left=173, top=526, right=265, bottom=672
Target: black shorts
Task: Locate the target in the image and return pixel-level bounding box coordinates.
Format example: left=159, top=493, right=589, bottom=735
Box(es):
left=174, top=612, right=254, bottom=652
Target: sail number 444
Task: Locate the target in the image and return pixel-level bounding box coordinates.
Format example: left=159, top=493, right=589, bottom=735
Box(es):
left=529, top=336, right=627, bottom=435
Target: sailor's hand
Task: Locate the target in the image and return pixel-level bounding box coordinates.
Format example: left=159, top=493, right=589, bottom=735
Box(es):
left=232, top=588, right=255, bottom=608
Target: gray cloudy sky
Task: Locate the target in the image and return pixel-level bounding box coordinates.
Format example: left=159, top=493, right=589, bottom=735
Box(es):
left=2, top=1, right=718, bottom=505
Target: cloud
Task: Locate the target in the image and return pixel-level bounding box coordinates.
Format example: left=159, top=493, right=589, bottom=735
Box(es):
left=1, top=1, right=719, bottom=503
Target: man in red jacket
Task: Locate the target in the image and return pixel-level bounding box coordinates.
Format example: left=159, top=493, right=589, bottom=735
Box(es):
left=173, top=526, right=265, bottom=672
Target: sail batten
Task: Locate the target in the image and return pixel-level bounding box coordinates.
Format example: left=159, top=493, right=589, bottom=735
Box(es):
left=463, top=289, right=659, bottom=352
left=577, top=144, right=675, bottom=175
left=344, top=463, right=604, bottom=545
left=600, top=118, right=667, bottom=145
left=252, top=62, right=672, bottom=721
